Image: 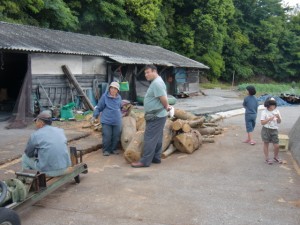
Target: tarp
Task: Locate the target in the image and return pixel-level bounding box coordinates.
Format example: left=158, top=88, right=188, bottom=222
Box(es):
left=257, top=94, right=291, bottom=106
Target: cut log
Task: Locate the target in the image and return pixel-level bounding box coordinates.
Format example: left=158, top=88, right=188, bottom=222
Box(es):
left=161, top=144, right=177, bottom=159
left=188, top=117, right=205, bottom=128
left=202, top=138, right=215, bottom=143
left=162, top=119, right=174, bottom=151
left=213, top=127, right=223, bottom=135
left=172, top=119, right=185, bottom=131
left=127, top=110, right=137, bottom=119
left=203, top=122, right=218, bottom=127
left=121, top=116, right=137, bottom=151
left=197, top=127, right=216, bottom=135
left=214, top=130, right=222, bottom=135
left=202, top=135, right=215, bottom=138
left=173, top=130, right=202, bottom=154
left=182, top=123, right=191, bottom=133
left=207, top=114, right=223, bottom=123
left=174, top=109, right=198, bottom=120
left=124, top=131, right=144, bottom=163
left=172, top=118, right=203, bottom=132
left=94, top=124, right=102, bottom=132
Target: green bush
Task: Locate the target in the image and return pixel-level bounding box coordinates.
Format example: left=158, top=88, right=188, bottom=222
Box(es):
left=238, top=83, right=300, bottom=95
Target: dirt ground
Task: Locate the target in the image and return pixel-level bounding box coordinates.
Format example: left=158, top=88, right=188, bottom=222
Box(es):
left=1, top=89, right=299, bottom=225
left=15, top=105, right=300, bottom=225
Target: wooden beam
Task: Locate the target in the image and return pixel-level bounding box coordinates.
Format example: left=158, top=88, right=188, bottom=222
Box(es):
left=61, top=65, right=94, bottom=110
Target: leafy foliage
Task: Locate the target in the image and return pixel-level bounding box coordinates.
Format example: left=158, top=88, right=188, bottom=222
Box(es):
left=1, top=0, right=299, bottom=82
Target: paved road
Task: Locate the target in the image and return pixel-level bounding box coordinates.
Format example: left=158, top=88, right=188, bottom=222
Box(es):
left=1, top=90, right=299, bottom=224
left=16, top=105, right=300, bottom=225
left=175, top=89, right=243, bottom=115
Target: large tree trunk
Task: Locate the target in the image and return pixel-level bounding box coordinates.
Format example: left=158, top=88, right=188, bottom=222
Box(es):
left=121, top=116, right=137, bottom=151
left=136, top=116, right=146, bottom=131
left=124, top=131, right=144, bottom=163
left=162, top=119, right=174, bottom=151
left=173, top=130, right=202, bottom=154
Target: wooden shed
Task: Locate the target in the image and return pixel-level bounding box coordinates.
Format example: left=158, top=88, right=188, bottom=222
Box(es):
left=0, top=21, right=208, bottom=125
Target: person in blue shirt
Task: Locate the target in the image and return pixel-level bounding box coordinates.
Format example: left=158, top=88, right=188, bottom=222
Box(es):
left=243, top=85, right=259, bottom=145
left=92, top=82, right=122, bottom=156
left=22, top=111, right=71, bottom=177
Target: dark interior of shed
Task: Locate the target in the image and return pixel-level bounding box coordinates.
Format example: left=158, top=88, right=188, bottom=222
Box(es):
left=0, top=52, right=27, bottom=121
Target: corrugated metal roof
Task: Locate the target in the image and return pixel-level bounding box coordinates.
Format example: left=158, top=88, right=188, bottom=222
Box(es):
left=109, top=56, right=174, bottom=66
left=0, top=22, right=209, bottom=69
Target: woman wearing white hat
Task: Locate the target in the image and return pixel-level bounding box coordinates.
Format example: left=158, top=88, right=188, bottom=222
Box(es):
left=92, top=81, right=122, bottom=156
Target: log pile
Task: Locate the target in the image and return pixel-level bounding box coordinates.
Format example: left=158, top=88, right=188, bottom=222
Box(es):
left=121, top=108, right=223, bottom=163
left=84, top=105, right=223, bottom=162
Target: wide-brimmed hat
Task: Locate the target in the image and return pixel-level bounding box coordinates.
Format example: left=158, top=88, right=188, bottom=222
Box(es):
left=109, top=81, right=120, bottom=91
left=34, top=110, right=52, bottom=122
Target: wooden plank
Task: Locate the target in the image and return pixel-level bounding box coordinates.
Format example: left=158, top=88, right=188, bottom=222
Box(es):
left=62, top=65, right=94, bottom=110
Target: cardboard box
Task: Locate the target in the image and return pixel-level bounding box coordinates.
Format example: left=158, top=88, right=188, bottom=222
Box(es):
left=278, top=134, right=289, bottom=151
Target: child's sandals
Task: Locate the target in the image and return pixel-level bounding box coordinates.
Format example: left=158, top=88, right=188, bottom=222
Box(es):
left=249, top=140, right=256, bottom=145
left=265, top=158, right=283, bottom=165
left=265, top=159, right=273, bottom=165
left=274, top=157, right=283, bottom=164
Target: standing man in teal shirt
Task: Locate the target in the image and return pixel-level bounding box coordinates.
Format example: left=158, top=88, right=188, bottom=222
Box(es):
left=131, top=65, right=171, bottom=168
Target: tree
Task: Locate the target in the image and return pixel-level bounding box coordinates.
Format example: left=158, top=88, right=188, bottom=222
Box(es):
left=0, top=0, right=44, bottom=25
left=36, top=0, right=78, bottom=31
left=0, top=0, right=78, bottom=31
left=65, top=0, right=134, bottom=39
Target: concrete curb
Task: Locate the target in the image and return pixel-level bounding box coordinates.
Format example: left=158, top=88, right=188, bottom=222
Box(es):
left=214, top=105, right=265, bottom=119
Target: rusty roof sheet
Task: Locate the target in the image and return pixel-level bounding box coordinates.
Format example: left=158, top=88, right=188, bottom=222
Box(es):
left=0, top=22, right=209, bottom=69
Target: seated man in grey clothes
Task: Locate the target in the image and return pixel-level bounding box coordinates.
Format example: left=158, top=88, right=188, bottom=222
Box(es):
left=22, top=111, right=71, bottom=177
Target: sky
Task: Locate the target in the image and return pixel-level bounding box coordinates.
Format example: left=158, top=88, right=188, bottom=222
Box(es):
left=282, top=0, right=299, bottom=6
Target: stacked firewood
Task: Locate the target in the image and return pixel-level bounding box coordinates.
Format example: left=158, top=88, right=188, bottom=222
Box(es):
left=122, top=108, right=223, bottom=163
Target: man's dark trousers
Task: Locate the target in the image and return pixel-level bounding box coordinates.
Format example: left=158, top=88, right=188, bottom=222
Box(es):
left=140, top=116, right=167, bottom=166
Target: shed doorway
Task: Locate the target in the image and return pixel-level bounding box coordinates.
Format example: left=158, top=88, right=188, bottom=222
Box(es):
left=0, top=52, right=28, bottom=121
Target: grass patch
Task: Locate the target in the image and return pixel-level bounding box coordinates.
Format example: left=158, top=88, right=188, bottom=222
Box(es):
left=200, top=81, right=232, bottom=90
left=238, top=83, right=300, bottom=95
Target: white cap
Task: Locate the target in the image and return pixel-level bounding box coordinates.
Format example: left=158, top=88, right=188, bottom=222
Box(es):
left=109, top=82, right=120, bottom=91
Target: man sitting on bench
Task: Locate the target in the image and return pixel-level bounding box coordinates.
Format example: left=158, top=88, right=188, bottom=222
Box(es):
left=22, top=111, right=71, bottom=177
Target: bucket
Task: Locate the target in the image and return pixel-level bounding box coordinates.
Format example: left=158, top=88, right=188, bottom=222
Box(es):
left=60, top=102, right=75, bottom=119
left=119, top=82, right=129, bottom=92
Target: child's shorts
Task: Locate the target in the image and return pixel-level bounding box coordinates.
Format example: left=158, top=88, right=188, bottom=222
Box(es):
left=245, top=113, right=257, bottom=132
left=261, top=127, right=279, bottom=144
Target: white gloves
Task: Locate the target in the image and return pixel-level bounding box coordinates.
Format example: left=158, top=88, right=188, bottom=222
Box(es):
left=168, top=106, right=175, bottom=119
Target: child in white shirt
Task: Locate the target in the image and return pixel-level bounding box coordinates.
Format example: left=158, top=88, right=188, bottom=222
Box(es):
left=260, top=98, right=282, bottom=165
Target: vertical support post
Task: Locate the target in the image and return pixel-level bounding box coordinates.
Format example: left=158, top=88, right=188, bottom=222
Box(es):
left=70, top=146, right=78, bottom=166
